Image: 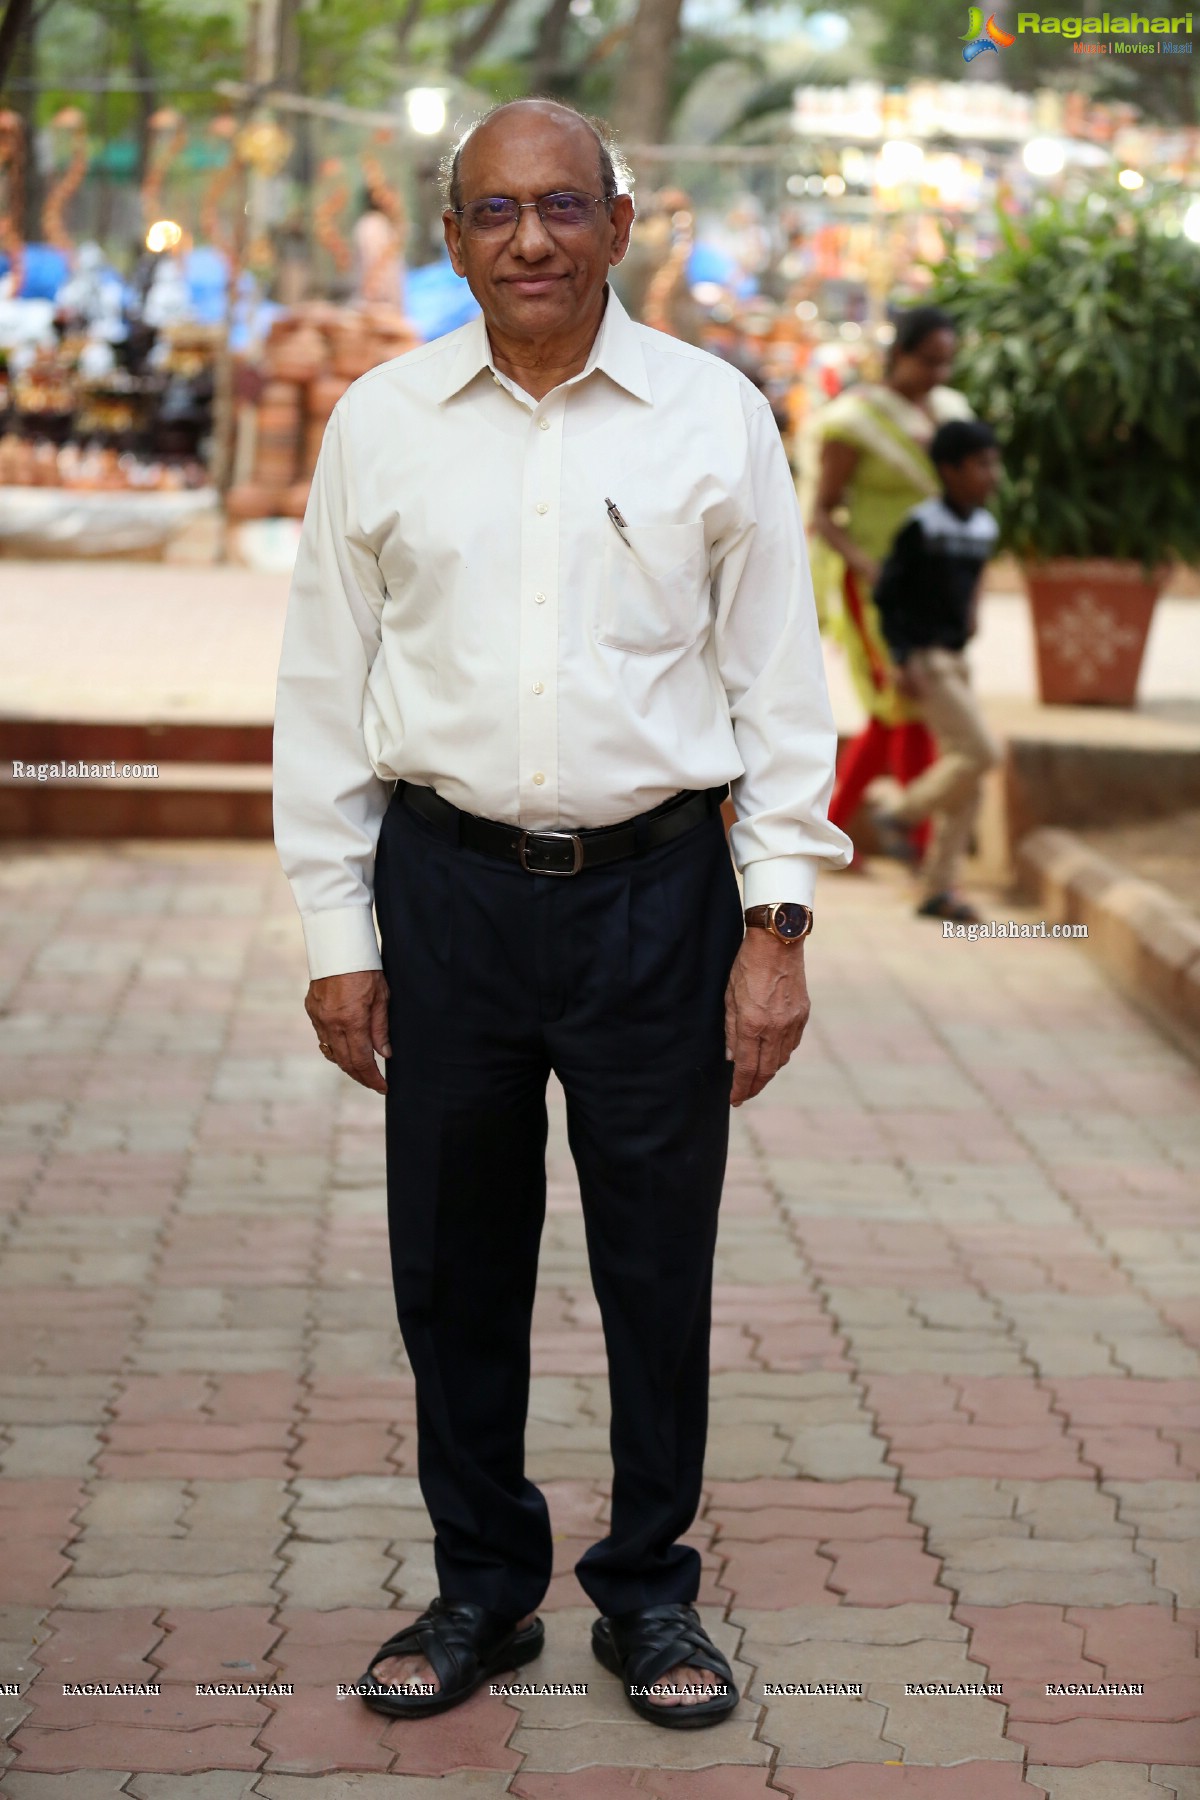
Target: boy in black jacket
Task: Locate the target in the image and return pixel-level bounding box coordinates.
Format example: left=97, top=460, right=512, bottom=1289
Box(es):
left=868, top=419, right=1001, bottom=923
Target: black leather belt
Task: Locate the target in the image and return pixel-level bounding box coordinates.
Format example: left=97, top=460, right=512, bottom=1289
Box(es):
left=397, top=781, right=728, bottom=876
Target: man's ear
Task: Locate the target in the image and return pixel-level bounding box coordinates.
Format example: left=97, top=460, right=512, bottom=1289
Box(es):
left=443, top=212, right=466, bottom=277
left=608, top=194, right=635, bottom=268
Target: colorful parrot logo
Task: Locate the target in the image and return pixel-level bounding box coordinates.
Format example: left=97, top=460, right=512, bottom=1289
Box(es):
left=961, top=7, right=1016, bottom=57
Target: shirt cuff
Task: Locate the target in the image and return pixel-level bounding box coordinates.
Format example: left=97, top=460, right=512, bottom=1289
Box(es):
left=301, top=906, right=382, bottom=981
left=741, top=856, right=820, bottom=911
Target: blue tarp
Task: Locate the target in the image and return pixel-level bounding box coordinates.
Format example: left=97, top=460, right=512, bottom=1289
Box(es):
left=0, top=244, right=71, bottom=300
left=687, top=241, right=757, bottom=299
left=404, top=255, right=480, bottom=342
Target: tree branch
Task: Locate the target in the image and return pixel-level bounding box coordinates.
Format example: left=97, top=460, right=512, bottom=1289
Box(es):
left=449, top=0, right=518, bottom=74
left=609, top=0, right=685, bottom=142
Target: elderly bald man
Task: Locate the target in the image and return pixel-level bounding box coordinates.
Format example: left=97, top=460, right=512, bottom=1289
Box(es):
left=274, top=98, right=849, bottom=1729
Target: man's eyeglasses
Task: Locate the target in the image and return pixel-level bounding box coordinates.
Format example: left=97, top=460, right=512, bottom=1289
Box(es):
left=452, top=191, right=617, bottom=235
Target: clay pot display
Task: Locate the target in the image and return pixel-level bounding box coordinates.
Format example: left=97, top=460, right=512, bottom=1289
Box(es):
left=226, top=482, right=285, bottom=520
left=1022, top=560, right=1166, bottom=707
left=225, top=303, right=417, bottom=520
left=265, top=321, right=327, bottom=385
left=282, top=481, right=313, bottom=519
left=329, top=323, right=378, bottom=381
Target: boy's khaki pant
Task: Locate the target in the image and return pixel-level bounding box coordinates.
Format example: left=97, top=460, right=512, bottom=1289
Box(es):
left=885, top=648, right=1000, bottom=900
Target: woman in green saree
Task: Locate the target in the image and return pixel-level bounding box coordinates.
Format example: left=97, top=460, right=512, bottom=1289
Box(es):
left=808, top=307, right=972, bottom=853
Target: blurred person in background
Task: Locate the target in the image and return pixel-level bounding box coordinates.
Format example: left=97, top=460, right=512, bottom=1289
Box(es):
left=807, top=305, right=973, bottom=868
left=352, top=185, right=404, bottom=309
left=868, top=418, right=1002, bottom=922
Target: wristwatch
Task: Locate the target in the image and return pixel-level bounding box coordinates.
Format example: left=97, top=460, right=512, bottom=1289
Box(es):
left=744, top=902, right=814, bottom=945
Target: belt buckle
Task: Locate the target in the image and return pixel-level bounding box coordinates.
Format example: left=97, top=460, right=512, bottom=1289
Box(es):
left=517, top=829, right=584, bottom=876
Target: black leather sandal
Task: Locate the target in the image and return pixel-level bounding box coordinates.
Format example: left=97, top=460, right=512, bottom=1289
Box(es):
left=592, top=1602, right=739, bottom=1730
left=355, top=1597, right=544, bottom=1719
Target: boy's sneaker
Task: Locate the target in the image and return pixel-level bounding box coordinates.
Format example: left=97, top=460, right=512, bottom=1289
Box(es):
left=916, top=892, right=980, bottom=923
left=865, top=779, right=918, bottom=867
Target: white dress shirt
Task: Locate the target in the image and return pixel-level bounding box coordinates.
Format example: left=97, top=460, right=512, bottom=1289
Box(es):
left=274, top=288, right=851, bottom=980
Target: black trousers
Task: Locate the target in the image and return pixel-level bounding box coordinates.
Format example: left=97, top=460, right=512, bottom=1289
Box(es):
left=375, top=787, right=744, bottom=1621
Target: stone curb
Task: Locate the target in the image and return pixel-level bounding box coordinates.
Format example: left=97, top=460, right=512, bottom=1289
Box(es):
left=1016, top=827, right=1200, bottom=1044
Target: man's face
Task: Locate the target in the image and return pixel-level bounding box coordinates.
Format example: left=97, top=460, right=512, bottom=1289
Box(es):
left=443, top=105, right=634, bottom=342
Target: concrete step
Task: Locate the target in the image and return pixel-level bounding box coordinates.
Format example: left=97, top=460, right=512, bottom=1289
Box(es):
left=0, top=761, right=273, bottom=839
left=0, top=718, right=273, bottom=766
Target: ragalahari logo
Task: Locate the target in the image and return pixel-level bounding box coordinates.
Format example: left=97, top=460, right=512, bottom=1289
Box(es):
left=962, top=6, right=1018, bottom=55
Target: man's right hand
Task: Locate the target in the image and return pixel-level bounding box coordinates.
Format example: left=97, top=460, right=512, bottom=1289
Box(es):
left=305, top=970, right=391, bottom=1094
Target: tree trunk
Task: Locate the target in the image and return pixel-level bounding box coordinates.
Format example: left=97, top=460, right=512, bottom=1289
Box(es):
left=5, top=0, right=39, bottom=240
left=529, top=0, right=573, bottom=94
left=0, top=0, right=36, bottom=90
left=609, top=0, right=684, bottom=145
left=394, top=0, right=422, bottom=56
left=124, top=0, right=156, bottom=198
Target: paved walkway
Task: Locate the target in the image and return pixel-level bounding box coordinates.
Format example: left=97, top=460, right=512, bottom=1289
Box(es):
left=1, top=842, right=1198, bottom=1800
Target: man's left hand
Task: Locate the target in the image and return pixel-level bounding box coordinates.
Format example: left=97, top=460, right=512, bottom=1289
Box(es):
left=723, top=930, right=811, bottom=1107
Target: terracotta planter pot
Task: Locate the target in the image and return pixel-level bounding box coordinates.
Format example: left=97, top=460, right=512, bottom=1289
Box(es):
left=282, top=480, right=313, bottom=518
left=307, top=375, right=350, bottom=421
left=1021, top=559, right=1165, bottom=706
left=266, top=323, right=327, bottom=384
left=260, top=381, right=303, bottom=417
left=226, top=483, right=285, bottom=520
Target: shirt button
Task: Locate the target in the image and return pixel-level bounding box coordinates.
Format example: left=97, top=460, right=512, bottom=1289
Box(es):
left=532, top=771, right=545, bottom=785
left=532, top=681, right=544, bottom=694
left=535, top=502, right=549, bottom=515
left=534, top=592, right=546, bottom=604
left=537, top=417, right=550, bottom=430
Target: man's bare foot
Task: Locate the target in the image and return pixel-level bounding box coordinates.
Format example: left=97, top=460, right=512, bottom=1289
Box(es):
left=372, top=1611, right=538, bottom=1694
left=640, top=1661, right=729, bottom=1708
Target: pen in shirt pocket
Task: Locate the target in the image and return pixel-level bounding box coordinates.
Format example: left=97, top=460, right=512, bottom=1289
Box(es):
left=605, top=496, right=630, bottom=546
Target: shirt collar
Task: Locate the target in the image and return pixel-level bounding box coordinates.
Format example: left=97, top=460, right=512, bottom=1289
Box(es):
left=434, top=286, right=652, bottom=406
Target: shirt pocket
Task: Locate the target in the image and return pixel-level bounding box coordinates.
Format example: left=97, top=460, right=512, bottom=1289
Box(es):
left=597, top=522, right=711, bottom=655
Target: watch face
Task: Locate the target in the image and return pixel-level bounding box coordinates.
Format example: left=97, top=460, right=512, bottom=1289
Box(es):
left=772, top=903, right=810, bottom=941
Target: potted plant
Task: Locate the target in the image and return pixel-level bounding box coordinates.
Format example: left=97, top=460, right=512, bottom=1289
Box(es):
left=931, top=194, right=1200, bottom=705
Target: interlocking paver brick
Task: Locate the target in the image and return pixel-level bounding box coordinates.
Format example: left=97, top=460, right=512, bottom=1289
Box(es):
left=75, top=1481, right=187, bottom=1537
left=9, top=1722, right=264, bottom=1772
left=1151, top=1771, right=1200, bottom=1798
left=1109, top=1483, right=1200, bottom=1540
left=0, top=1427, right=102, bottom=1481
left=254, top=1777, right=513, bottom=1800
left=1137, top=1541, right=1200, bottom=1605
left=932, top=1535, right=1167, bottom=1606
left=732, top=1603, right=966, bottom=1646
left=758, top=1691, right=898, bottom=1765
left=275, top=1540, right=401, bottom=1610
left=872, top=1684, right=1022, bottom=1764
left=513, top=1772, right=784, bottom=1799
left=1066, top=1604, right=1200, bottom=1679
left=772, top=1765, right=1031, bottom=1797
left=126, top=1777, right=265, bottom=1800
left=24, top=1607, right=162, bottom=1682
left=1011, top=1721, right=1200, bottom=1767
left=1026, top=1770, right=1166, bottom=1799
left=152, top=1606, right=282, bottom=1680
left=0, top=1776, right=136, bottom=1799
